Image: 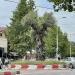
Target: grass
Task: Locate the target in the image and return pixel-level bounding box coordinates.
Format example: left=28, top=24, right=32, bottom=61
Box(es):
left=11, top=59, right=64, bottom=65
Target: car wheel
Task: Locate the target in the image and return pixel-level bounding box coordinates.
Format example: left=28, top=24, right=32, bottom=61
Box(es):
left=69, top=64, right=74, bottom=69
left=0, top=65, right=2, bottom=69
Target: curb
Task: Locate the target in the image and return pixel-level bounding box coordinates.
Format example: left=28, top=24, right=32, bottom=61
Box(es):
left=2, top=64, right=67, bottom=70
left=0, top=64, right=68, bottom=75
left=0, top=69, right=20, bottom=75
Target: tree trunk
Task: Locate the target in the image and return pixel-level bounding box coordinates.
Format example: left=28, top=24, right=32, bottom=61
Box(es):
left=35, top=34, right=45, bottom=60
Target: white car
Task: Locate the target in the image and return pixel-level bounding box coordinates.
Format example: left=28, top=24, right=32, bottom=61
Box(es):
left=5, top=58, right=10, bottom=65
left=64, top=57, right=75, bottom=69
left=0, top=58, right=2, bottom=69
left=0, top=57, right=9, bottom=65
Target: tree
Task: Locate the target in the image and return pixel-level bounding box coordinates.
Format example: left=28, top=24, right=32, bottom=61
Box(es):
left=6, top=0, right=35, bottom=56
left=44, top=25, right=57, bottom=58
left=21, top=11, right=56, bottom=60
left=58, top=32, right=69, bottom=58
left=69, top=42, right=75, bottom=57
left=48, top=0, right=74, bottom=12
left=44, top=25, right=69, bottom=58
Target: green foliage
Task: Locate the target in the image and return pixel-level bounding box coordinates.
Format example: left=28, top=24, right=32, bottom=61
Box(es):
left=11, top=60, right=64, bottom=65
left=6, top=0, right=74, bottom=58
left=69, top=42, right=75, bottom=57
left=43, top=12, right=56, bottom=27
left=44, top=25, right=57, bottom=57
left=21, top=11, right=56, bottom=60
left=48, top=0, right=63, bottom=5
left=58, top=32, right=69, bottom=57
left=44, top=25, right=69, bottom=58
left=21, top=11, right=38, bottom=28
left=48, top=0, right=74, bottom=12
left=6, top=0, right=35, bottom=55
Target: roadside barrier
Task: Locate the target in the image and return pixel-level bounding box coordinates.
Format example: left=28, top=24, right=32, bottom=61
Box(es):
left=52, top=64, right=58, bottom=70
left=0, top=70, right=18, bottom=75
left=37, top=64, right=45, bottom=69
left=2, top=64, right=67, bottom=70
left=0, top=64, right=68, bottom=75
left=21, top=64, right=29, bottom=69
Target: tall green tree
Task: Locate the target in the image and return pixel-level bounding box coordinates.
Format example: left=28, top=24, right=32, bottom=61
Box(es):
left=44, top=25, right=69, bottom=58
left=58, top=32, right=69, bottom=58
left=6, top=0, right=35, bottom=55
left=70, top=42, right=75, bottom=57
left=44, top=25, right=57, bottom=57
left=21, top=11, right=56, bottom=60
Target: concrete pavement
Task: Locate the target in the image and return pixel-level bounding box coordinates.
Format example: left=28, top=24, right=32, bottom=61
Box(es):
left=20, top=69, right=75, bottom=75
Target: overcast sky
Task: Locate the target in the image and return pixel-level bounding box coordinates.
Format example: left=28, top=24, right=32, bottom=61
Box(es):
left=0, top=0, right=75, bottom=41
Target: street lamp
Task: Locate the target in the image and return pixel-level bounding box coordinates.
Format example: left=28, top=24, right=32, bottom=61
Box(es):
left=56, top=26, right=58, bottom=60
left=56, top=25, right=59, bottom=60
left=69, top=34, right=72, bottom=57
left=55, top=16, right=67, bottom=60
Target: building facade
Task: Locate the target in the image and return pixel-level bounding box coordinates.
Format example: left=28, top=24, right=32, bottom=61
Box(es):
left=0, top=27, right=7, bottom=57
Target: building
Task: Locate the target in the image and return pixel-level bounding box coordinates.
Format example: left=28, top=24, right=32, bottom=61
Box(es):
left=0, top=27, right=7, bottom=57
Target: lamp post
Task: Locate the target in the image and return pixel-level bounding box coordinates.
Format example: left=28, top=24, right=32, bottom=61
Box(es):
left=55, top=17, right=67, bottom=60
left=69, top=34, right=72, bottom=57
left=56, top=25, right=59, bottom=60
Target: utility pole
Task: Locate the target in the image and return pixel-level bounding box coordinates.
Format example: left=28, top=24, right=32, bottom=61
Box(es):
left=56, top=25, right=59, bottom=60
left=70, top=34, right=72, bottom=57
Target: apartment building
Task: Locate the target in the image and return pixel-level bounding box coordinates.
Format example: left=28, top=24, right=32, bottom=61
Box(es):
left=0, top=27, right=7, bottom=57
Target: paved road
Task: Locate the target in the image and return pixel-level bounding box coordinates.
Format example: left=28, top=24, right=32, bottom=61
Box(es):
left=20, top=69, right=75, bottom=75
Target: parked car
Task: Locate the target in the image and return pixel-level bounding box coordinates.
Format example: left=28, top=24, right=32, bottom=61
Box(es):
left=4, top=58, right=10, bottom=65
left=8, top=52, right=19, bottom=60
left=0, top=58, right=2, bottom=69
left=0, top=57, right=9, bottom=66
left=64, top=57, right=75, bottom=69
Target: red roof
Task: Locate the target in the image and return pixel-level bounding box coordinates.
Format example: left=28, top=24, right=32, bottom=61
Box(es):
left=0, top=27, right=5, bottom=32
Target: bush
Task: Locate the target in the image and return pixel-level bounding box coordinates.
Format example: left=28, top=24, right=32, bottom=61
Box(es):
left=11, top=60, right=64, bottom=65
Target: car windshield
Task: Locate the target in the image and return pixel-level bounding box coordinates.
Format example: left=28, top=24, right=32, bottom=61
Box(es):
left=66, top=57, right=75, bottom=61
left=72, top=57, right=75, bottom=60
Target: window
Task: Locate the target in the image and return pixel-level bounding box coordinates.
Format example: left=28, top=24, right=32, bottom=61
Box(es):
left=67, top=58, right=71, bottom=61
left=0, top=33, right=2, bottom=36
left=66, top=57, right=71, bottom=61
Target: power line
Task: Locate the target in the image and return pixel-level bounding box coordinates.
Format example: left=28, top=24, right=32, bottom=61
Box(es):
left=35, top=5, right=52, bottom=9
left=4, top=0, right=52, bottom=9
left=4, top=0, right=18, bottom=3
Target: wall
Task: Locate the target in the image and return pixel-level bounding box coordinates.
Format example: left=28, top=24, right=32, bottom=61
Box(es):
left=0, top=32, right=7, bottom=53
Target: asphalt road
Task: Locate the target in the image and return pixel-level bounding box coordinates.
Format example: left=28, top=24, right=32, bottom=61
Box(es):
left=20, top=69, right=75, bottom=75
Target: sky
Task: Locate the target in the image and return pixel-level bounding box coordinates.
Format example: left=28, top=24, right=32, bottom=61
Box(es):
left=0, top=0, right=75, bottom=42
left=0, top=0, right=19, bottom=26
